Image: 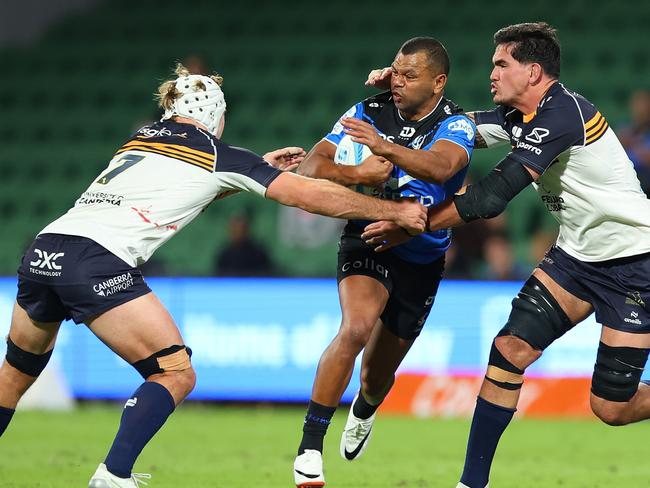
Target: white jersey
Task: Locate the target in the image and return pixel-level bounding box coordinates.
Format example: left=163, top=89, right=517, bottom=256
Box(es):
left=41, top=120, right=282, bottom=266
left=475, top=82, right=650, bottom=262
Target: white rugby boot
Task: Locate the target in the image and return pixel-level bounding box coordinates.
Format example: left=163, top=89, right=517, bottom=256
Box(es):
left=456, top=483, right=489, bottom=488
left=339, top=393, right=376, bottom=461
left=88, top=463, right=151, bottom=487
left=293, top=449, right=325, bottom=487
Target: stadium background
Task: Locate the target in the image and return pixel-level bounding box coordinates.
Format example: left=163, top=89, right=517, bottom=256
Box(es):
left=1, top=1, right=650, bottom=486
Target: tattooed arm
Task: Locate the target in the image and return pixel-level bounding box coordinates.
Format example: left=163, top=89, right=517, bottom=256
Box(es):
left=466, top=112, right=488, bottom=149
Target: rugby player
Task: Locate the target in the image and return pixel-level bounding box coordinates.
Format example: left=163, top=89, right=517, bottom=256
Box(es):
left=364, top=23, right=650, bottom=488
left=0, top=64, right=427, bottom=488
left=293, top=37, right=475, bottom=488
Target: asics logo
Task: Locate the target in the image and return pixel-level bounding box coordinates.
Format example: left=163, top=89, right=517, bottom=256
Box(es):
left=29, top=249, right=64, bottom=270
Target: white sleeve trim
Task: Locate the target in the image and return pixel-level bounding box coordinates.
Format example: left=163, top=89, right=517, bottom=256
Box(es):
left=215, top=171, right=267, bottom=196
left=477, top=123, right=511, bottom=148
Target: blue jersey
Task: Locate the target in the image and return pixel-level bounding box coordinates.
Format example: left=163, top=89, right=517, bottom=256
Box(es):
left=325, top=91, right=475, bottom=264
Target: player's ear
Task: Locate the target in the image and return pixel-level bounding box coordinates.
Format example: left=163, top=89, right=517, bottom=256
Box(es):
left=529, top=63, right=544, bottom=85
left=433, top=73, right=447, bottom=94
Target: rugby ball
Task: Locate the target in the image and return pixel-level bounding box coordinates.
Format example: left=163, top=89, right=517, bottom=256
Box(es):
left=333, top=134, right=377, bottom=196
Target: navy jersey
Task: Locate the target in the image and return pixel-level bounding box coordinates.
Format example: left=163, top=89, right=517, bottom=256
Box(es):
left=475, top=82, right=650, bottom=261
left=325, top=91, right=475, bottom=264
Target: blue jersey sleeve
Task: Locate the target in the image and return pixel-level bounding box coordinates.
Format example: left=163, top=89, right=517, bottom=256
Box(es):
left=427, top=115, right=476, bottom=160
left=324, top=103, right=364, bottom=145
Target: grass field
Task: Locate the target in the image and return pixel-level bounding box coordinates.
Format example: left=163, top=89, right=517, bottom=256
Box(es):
left=1, top=404, right=649, bottom=487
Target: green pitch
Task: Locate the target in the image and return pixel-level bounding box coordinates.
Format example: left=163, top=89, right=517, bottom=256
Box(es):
left=1, top=404, right=648, bottom=487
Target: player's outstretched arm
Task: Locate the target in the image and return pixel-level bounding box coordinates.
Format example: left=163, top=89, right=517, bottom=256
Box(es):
left=296, top=140, right=392, bottom=187
left=266, top=172, right=426, bottom=235
left=362, top=157, right=539, bottom=251
left=342, top=117, right=469, bottom=184
left=427, top=157, right=538, bottom=232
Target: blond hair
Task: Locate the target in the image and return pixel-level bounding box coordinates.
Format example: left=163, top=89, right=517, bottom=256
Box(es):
left=156, top=63, right=224, bottom=111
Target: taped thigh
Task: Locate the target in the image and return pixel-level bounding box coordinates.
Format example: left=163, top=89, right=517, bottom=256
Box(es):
left=592, top=342, right=649, bottom=402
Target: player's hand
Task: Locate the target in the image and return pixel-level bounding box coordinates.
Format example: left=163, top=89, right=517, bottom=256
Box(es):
left=342, top=118, right=387, bottom=155
left=365, top=67, right=392, bottom=89
left=356, top=155, right=393, bottom=186
left=362, top=220, right=413, bottom=252
left=391, top=199, right=427, bottom=238
left=263, top=146, right=306, bottom=171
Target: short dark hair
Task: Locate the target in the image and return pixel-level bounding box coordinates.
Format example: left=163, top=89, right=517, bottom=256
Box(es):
left=493, top=22, right=561, bottom=79
left=399, top=37, right=450, bottom=75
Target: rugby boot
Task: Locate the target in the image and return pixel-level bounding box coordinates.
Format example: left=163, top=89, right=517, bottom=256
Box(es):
left=88, top=463, right=151, bottom=487
left=339, top=393, right=376, bottom=460
left=293, top=449, right=325, bottom=487
left=456, top=483, right=489, bottom=488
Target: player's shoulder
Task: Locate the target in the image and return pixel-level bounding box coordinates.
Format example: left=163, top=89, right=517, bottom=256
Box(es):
left=437, top=113, right=476, bottom=140
left=360, top=90, right=394, bottom=118
left=439, top=97, right=465, bottom=117
left=550, top=83, right=607, bottom=141
left=538, top=82, right=597, bottom=125
left=129, top=120, right=217, bottom=157
left=212, top=141, right=266, bottom=172
left=116, top=120, right=217, bottom=172
left=214, top=141, right=260, bottom=162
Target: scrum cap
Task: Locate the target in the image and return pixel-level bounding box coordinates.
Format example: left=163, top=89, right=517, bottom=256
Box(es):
left=162, top=74, right=226, bottom=134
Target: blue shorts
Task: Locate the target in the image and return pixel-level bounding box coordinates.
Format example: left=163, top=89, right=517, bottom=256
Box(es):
left=538, top=246, right=650, bottom=333
left=17, top=233, right=151, bottom=324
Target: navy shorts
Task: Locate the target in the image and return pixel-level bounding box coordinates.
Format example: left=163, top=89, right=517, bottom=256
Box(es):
left=337, top=223, right=445, bottom=340
left=17, top=233, right=151, bottom=324
left=538, top=245, right=650, bottom=333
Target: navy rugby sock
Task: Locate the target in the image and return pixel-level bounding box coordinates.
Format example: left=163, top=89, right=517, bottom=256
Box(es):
left=298, top=400, right=336, bottom=455
left=0, top=406, right=15, bottom=437
left=352, top=391, right=379, bottom=420
left=460, top=396, right=516, bottom=488
left=104, top=382, right=175, bottom=478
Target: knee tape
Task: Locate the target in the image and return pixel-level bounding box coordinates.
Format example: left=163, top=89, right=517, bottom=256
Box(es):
left=485, top=339, right=525, bottom=390
left=5, top=337, right=53, bottom=377
left=502, top=276, right=573, bottom=351
left=592, top=342, right=649, bottom=402
left=132, top=345, right=192, bottom=380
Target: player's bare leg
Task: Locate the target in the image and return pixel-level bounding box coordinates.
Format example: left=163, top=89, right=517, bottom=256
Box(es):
left=589, top=327, right=650, bottom=426
left=298, top=275, right=388, bottom=451
left=294, top=276, right=387, bottom=486
left=310, top=276, right=389, bottom=408
left=87, top=292, right=195, bottom=404
left=0, top=302, right=61, bottom=436
left=341, top=321, right=414, bottom=460
left=459, top=269, right=593, bottom=488
left=86, top=292, right=195, bottom=484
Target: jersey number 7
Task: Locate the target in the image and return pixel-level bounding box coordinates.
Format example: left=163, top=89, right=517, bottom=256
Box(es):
left=96, top=154, right=145, bottom=185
